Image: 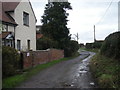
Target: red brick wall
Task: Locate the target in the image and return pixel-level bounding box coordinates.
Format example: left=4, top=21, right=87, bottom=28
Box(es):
left=22, top=49, right=64, bottom=69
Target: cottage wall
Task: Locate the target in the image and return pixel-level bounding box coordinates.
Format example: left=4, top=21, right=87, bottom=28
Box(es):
left=14, top=0, right=36, bottom=51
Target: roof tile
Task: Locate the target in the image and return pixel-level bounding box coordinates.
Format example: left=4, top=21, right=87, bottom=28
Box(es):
left=0, top=1, right=20, bottom=25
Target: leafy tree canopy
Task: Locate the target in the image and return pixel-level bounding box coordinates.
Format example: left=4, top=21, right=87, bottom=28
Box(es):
left=41, top=2, right=72, bottom=49
left=40, top=2, right=79, bottom=57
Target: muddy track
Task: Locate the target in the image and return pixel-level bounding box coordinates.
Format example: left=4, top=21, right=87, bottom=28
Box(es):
left=16, top=51, right=97, bottom=89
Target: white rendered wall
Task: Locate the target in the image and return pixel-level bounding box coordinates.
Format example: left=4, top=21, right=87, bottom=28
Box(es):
left=14, top=0, right=36, bottom=51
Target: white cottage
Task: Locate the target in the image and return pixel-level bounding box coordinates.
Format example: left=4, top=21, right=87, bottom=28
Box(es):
left=0, top=0, right=37, bottom=51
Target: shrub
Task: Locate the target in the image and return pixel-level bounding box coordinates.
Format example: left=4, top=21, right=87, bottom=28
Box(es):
left=86, top=41, right=103, bottom=49
left=100, top=32, right=120, bottom=60
left=64, top=40, right=79, bottom=57
left=93, top=41, right=103, bottom=49
left=37, top=36, right=58, bottom=50
left=90, top=53, right=120, bottom=88
left=98, top=74, right=114, bottom=88
left=2, top=46, right=20, bottom=78
left=86, top=43, right=93, bottom=49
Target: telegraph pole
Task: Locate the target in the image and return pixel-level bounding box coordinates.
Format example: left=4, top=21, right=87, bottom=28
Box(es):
left=94, top=25, right=96, bottom=42
left=74, top=33, right=79, bottom=43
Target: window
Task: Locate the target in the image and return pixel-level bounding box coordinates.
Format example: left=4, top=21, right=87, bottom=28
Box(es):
left=27, top=40, right=30, bottom=50
left=17, top=40, right=21, bottom=51
left=23, top=12, right=29, bottom=26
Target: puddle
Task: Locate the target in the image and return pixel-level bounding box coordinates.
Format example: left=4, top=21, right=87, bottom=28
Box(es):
left=74, top=78, right=77, bottom=81
left=76, top=73, right=80, bottom=77
left=79, top=70, right=87, bottom=73
left=72, top=82, right=74, bottom=84
left=90, top=82, right=95, bottom=86
left=78, top=65, right=88, bottom=74
left=71, top=84, right=74, bottom=87
left=62, top=83, right=74, bottom=87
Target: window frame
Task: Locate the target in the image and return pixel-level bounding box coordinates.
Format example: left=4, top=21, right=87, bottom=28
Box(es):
left=23, top=12, right=29, bottom=26
left=27, top=39, right=30, bottom=50
left=17, top=40, right=21, bottom=51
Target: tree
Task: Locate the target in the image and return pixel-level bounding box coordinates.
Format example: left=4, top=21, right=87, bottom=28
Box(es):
left=37, top=36, right=58, bottom=50
left=64, top=40, right=79, bottom=56
left=41, top=2, right=72, bottom=50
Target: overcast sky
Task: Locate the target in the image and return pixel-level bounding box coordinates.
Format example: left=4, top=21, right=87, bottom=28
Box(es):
left=30, top=0, right=119, bottom=44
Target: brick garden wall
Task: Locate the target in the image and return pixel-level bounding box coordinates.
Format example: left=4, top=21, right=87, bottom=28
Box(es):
left=22, top=49, right=64, bottom=69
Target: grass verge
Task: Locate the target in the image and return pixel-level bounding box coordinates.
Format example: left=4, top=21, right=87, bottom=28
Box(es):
left=89, top=53, right=120, bottom=88
left=3, top=53, right=79, bottom=88
left=79, top=48, right=99, bottom=53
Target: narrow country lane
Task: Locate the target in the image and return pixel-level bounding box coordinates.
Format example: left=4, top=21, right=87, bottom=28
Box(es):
left=16, top=51, right=97, bottom=89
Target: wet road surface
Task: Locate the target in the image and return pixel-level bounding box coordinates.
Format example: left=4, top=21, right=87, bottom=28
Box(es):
left=17, top=51, right=97, bottom=89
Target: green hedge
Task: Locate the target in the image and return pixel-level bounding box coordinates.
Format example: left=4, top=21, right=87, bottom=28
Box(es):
left=86, top=41, right=103, bottom=49
left=2, top=46, right=20, bottom=78
left=37, top=36, right=79, bottom=57
left=86, top=43, right=93, bottom=49
left=100, top=32, right=120, bottom=60
left=64, top=40, right=79, bottom=57
left=37, top=36, right=58, bottom=50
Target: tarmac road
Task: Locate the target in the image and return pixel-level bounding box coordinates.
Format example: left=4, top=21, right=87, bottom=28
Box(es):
left=17, top=51, right=97, bottom=89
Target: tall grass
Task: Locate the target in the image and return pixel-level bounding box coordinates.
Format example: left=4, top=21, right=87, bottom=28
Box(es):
left=89, top=53, right=120, bottom=88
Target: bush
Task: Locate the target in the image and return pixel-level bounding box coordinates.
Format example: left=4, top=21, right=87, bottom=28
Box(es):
left=90, top=53, right=120, bottom=88
left=93, top=41, right=103, bottom=49
left=64, top=40, right=79, bottom=57
left=86, top=41, right=103, bottom=49
left=37, top=37, right=79, bottom=57
left=2, top=46, right=20, bottom=78
left=98, top=74, right=114, bottom=88
left=37, top=36, right=58, bottom=50
left=86, top=43, right=93, bottom=49
left=100, top=32, right=120, bottom=60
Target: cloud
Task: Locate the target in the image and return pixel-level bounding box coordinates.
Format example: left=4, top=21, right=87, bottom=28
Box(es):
left=30, top=0, right=119, bottom=44
left=67, top=0, right=118, bottom=43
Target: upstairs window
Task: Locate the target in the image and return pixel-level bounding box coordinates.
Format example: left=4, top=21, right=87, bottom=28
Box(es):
left=23, top=12, right=29, bottom=26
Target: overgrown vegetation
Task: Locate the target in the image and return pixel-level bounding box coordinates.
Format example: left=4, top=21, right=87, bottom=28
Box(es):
left=90, top=53, right=120, bottom=88
left=2, top=55, right=79, bottom=88
left=101, top=32, right=120, bottom=60
left=90, top=32, right=120, bottom=88
left=64, top=40, right=79, bottom=57
left=2, top=46, right=20, bottom=78
left=83, top=48, right=99, bottom=53
left=37, top=36, right=58, bottom=50
left=86, top=40, right=103, bottom=49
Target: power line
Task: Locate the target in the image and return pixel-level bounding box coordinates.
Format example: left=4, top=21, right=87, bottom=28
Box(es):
left=96, top=0, right=114, bottom=25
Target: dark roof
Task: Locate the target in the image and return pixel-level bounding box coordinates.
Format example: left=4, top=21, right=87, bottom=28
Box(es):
left=0, top=0, right=37, bottom=25
left=0, top=1, right=20, bottom=25
left=36, top=33, right=43, bottom=39
left=2, top=2, right=20, bottom=12
left=0, top=32, right=12, bottom=39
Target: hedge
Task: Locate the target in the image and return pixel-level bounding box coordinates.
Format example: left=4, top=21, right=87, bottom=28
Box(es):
left=2, top=46, right=20, bottom=78
left=100, top=31, right=120, bottom=60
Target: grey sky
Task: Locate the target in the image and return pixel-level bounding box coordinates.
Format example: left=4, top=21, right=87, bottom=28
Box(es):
left=30, top=0, right=119, bottom=44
